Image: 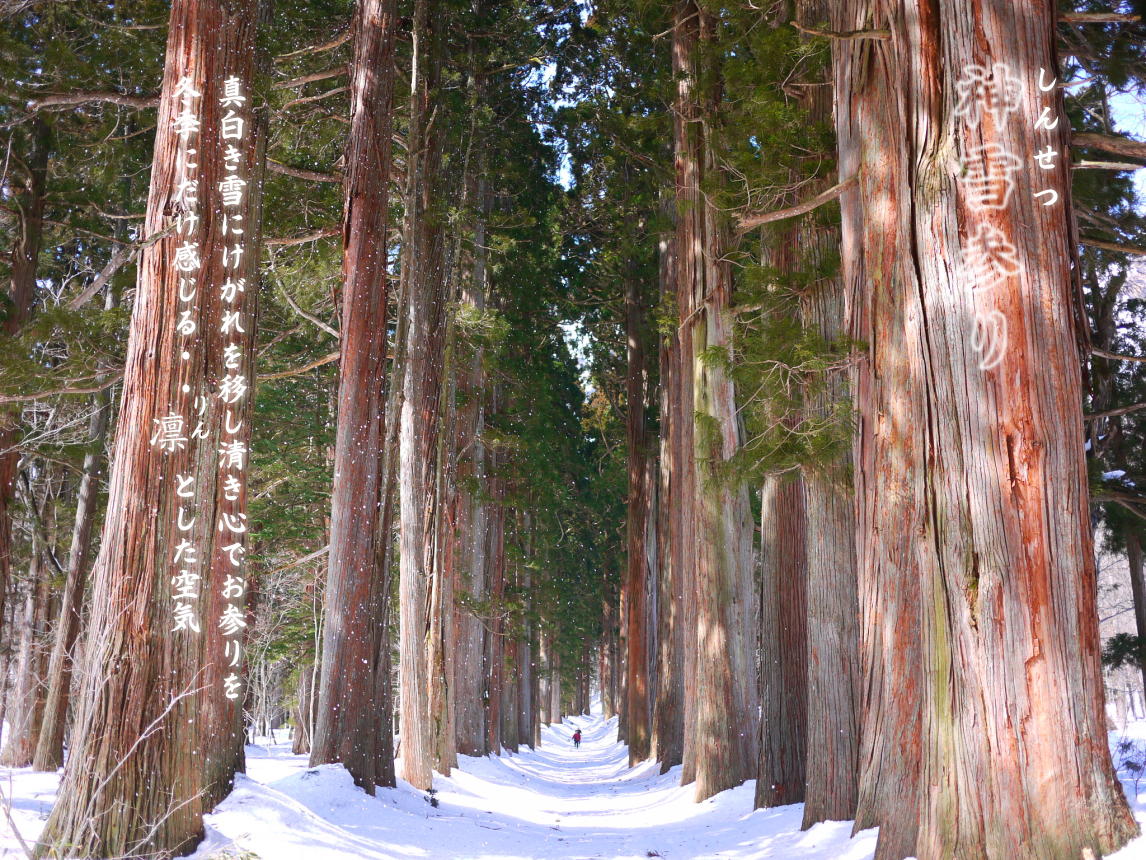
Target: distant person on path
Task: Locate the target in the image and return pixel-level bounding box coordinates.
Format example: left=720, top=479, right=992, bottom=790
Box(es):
left=573, top=729, right=582, bottom=749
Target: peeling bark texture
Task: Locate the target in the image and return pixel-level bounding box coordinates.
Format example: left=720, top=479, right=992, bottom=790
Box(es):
left=836, top=0, right=1138, bottom=857
left=673, top=0, right=758, bottom=803
left=793, top=0, right=861, bottom=826
left=624, top=267, right=653, bottom=765
left=35, top=1, right=261, bottom=853
left=0, top=119, right=49, bottom=653
left=672, top=2, right=700, bottom=789
left=453, top=181, right=490, bottom=757
left=651, top=223, right=684, bottom=772
left=397, top=0, right=450, bottom=792
left=756, top=475, right=808, bottom=809
left=311, top=0, right=398, bottom=796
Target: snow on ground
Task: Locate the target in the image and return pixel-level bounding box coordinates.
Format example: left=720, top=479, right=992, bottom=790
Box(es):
left=5, top=711, right=1146, bottom=858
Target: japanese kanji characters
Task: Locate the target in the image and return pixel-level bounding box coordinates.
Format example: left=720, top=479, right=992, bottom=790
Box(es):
left=963, top=224, right=1020, bottom=287
left=951, top=62, right=1065, bottom=371
left=219, top=439, right=248, bottom=470
left=953, top=63, right=1022, bottom=125
left=959, top=144, right=1022, bottom=210
left=157, top=71, right=253, bottom=703
left=151, top=413, right=188, bottom=453
left=220, top=76, right=246, bottom=108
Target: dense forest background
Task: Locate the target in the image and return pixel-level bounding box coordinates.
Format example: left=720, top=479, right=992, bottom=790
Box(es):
left=1, top=1, right=1146, bottom=858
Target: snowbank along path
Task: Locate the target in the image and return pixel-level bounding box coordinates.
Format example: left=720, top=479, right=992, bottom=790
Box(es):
left=7, top=709, right=1146, bottom=858
left=187, top=710, right=878, bottom=859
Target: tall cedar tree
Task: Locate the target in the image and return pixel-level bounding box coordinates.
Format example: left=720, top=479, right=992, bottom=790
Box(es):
left=310, top=0, right=399, bottom=794
left=835, top=0, right=1138, bottom=856
left=35, top=0, right=262, bottom=853
left=672, top=0, right=758, bottom=802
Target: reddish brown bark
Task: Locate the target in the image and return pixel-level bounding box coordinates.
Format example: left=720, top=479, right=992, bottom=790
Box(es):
left=35, top=1, right=261, bottom=853
left=673, top=0, right=758, bottom=802
left=651, top=224, right=684, bottom=771
left=837, top=1, right=1137, bottom=856
left=310, top=0, right=398, bottom=794
left=786, top=2, right=862, bottom=824
left=672, top=3, right=701, bottom=788
left=453, top=182, right=490, bottom=757
left=756, top=475, right=808, bottom=808
left=624, top=270, right=653, bottom=764
left=397, top=0, right=450, bottom=791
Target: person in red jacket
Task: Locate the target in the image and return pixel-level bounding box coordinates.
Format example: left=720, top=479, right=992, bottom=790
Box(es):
left=572, top=729, right=582, bottom=749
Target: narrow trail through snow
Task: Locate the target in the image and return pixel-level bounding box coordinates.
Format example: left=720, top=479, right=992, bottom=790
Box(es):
left=6, top=712, right=1146, bottom=858
left=188, top=710, right=879, bottom=860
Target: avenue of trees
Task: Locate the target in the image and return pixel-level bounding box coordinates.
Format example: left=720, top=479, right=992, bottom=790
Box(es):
left=1, top=1, right=1146, bottom=858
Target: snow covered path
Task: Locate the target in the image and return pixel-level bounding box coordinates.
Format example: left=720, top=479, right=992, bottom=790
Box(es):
left=7, top=711, right=1146, bottom=858
left=187, top=712, right=879, bottom=860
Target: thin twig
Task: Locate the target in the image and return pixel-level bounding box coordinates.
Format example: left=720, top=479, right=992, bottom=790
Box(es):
left=279, top=288, right=339, bottom=340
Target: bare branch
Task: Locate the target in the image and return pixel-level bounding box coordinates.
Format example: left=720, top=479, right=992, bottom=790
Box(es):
left=258, top=351, right=340, bottom=381
left=1072, top=132, right=1146, bottom=162
left=1086, top=401, right=1146, bottom=421
left=1080, top=237, right=1146, bottom=257
left=279, top=288, right=339, bottom=340
left=1073, top=159, right=1144, bottom=171
left=792, top=21, right=890, bottom=41
left=1059, top=12, right=1142, bottom=23
left=265, top=227, right=340, bottom=247
left=736, top=175, right=856, bottom=233
left=263, top=544, right=329, bottom=576
left=283, top=85, right=349, bottom=111
left=267, top=159, right=341, bottom=184
left=0, top=371, right=124, bottom=405
left=66, top=223, right=173, bottom=311
left=27, top=91, right=158, bottom=111
left=1093, top=348, right=1146, bottom=364
left=0, top=778, right=33, bottom=860
left=275, top=29, right=352, bottom=62
left=275, top=66, right=347, bottom=89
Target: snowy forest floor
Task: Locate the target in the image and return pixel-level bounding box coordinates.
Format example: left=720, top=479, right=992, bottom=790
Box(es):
left=6, top=710, right=1146, bottom=858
